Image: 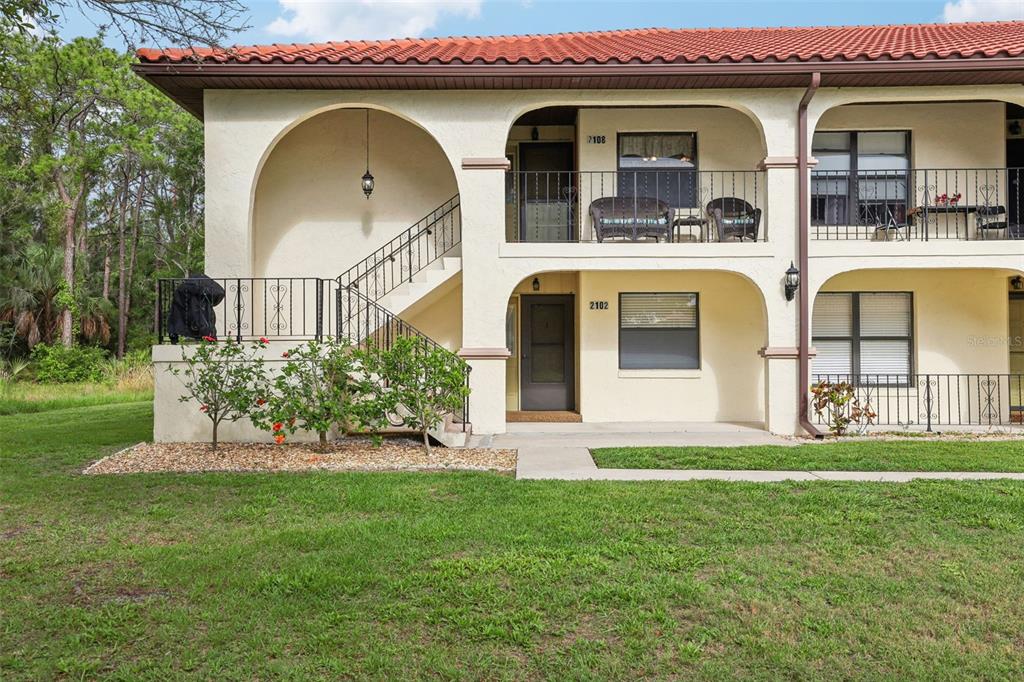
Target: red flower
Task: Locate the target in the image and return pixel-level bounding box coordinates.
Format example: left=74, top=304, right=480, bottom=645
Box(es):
left=259, top=337, right=269, bottom=345
left=256, top=398, right=266, bottom=406
left=202, top=335, right=216, bottom=342
left=274, top=433, right=286, bottom=444
left=199, top=404, right=208, bottom=413
left=281, top=351, right=289, bottom=358
left=273, top=422, right=284, bottom=432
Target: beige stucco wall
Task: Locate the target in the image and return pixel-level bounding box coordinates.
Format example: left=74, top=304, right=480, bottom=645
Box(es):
left=577, top=270, right=766, bottom=423
left=577, top=106, right=765, bottom=171
left=815, top=102, right=1005, bottom=169
left=253, top=108, right=458, bottom=279
left=173, top=84, right=1024, bottom=439
left=816, top=269, right=1012, bottom=375
left=403, top=281, right=463, bottom=352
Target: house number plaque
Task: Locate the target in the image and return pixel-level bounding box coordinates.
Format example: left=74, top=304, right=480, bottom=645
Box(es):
left=589, top=301, right=609, bottom=310
left=586, top=135, right=607, bottom=144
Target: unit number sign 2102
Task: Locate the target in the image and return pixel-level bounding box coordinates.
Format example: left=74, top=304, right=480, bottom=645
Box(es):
left=589, top=301, right=609, bottom=310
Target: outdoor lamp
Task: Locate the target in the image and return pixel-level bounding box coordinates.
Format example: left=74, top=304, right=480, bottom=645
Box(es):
left=361, top=170, right=375, bottom=199
left=1012, top=276, right=1024, bottom=291
left=361, top=108, right=374, bottom=199
left=532, top=277, right=540, bottom=291
left=784, top=262, right=800, bottom=301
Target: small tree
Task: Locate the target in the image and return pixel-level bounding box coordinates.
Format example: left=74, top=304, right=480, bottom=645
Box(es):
left=810, top=380, right=876, bottom=437
left=366, top=335, right=470, bottom=453
left=168, top=336, right=266, bottom=451
left=253, top=338, right=357, bottom=451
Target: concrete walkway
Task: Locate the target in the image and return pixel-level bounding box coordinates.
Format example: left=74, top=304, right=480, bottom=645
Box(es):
left=515, top=447, right=1024, bottom=482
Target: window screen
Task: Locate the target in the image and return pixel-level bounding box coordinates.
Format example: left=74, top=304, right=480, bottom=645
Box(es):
left=619, top=293, right=699, bottom=369
left=812, top=292, right=913, bottom=383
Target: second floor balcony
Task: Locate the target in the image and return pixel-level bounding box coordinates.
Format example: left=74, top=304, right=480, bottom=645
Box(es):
left=505, top=169, right=767, bottom=244
left=811, top=167, right=1023, bottom=242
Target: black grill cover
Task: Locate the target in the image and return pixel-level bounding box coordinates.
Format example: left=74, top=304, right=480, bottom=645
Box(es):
left=167, top=275, right=226, bottom=343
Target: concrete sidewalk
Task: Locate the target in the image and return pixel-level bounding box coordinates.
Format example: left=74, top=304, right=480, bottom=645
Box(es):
left=515, top=447, right=1024, bottom=482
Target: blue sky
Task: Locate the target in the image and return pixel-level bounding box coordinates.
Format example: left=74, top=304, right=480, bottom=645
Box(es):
left=57, top=0, right=1024, bottom=48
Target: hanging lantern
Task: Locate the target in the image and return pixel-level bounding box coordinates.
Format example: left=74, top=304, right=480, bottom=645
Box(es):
left=361, top=108, right=374, bottom=199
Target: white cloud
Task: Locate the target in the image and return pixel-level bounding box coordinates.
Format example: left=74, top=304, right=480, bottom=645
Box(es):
left=943, top=0, right=1024, bottom=22
left=267, top=0, right=483, bottom=42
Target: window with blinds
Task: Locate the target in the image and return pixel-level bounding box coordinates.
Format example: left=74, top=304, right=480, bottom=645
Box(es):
left=619, top=293, right=699, bottom=369
left=812, top=292, right=913, bottom=384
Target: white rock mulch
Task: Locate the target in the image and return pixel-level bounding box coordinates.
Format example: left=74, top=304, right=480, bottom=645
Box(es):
left=83, top=438, right=516, bottom=475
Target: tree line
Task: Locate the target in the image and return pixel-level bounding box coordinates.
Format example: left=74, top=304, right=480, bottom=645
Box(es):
left=0, top=28, right=204, bottom=360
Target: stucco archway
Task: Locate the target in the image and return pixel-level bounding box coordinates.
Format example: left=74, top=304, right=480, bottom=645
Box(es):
left=251, top=106, right=460, bottom=279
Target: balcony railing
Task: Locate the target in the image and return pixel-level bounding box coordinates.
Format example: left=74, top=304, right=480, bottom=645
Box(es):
left=156, top=277, right=335, bottom=343
left=506, top=170, right=766, bottom=243
left=811, top=374, right=1024, bottom=430
left=811, top=167, right=1024, bottom=240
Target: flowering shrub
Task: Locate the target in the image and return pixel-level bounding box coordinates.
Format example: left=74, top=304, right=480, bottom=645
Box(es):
left=935, top=192, right=962, bottom=206
left=252, top=338, right=359, bottom=450
left=810, top=380, right=877, bottom=436
left=359, top=335, right=469, bottom=453
left=169, top=337, right=267, bottom=450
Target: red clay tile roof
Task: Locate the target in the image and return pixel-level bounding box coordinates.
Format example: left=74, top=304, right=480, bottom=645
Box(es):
left=137, top=21, right=1024, bottom=65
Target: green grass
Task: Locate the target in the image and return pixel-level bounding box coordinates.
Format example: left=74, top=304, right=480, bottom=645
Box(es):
left=0, top=381, right=152, bottom=415
left=592, top=441, right=1024, bottom=472
left=5, top=404, right=1024, bottom=678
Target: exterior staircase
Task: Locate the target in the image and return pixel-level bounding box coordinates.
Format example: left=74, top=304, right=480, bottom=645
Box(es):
left=377, top=246, right=461, bottom=316
left=335, top=194, right=470, bottom=446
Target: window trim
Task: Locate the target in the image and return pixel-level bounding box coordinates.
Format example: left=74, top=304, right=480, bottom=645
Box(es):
left=811, top=130, right=911, bottom=226
left=618, top=291, right=701, bottom=370
left=812, top=291, right=915, bottom=386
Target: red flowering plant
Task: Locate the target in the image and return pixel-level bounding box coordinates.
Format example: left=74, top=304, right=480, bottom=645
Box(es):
left=252, top=338, right=359, bottom=451
left=168, top=336, right=269, bottom=451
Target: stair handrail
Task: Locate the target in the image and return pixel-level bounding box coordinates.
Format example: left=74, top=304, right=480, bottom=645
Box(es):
left=335, top=284, right=470, bottom=431
left=337, top=194, right=461, bottom=302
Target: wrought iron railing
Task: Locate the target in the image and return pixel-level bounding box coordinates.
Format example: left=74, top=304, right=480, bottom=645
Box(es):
left=811, top=167, right=1024, bottom=240
left=506, top=170, right=766, bottom=243
left=336, top=286, right=470, bottom=430
left=811, top=374, right=1024, bottom=430
left=337, top=194, right=460, bottom=300
left=156, top=277, right=334, bottom=343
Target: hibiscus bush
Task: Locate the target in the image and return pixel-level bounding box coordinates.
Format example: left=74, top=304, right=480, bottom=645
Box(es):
left=252, top=338, right=361, bottom=450
left=359, top=335, right=470, bottom=453
left=169, top=336, right=267, bottom=450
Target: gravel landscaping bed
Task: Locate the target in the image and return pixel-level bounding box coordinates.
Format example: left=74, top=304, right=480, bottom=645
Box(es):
left=84, top=438, right=516, bottom=475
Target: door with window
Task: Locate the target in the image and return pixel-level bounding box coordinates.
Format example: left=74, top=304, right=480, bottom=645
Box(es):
left=520, top=295, right=575, bottom=410
left=519, top=143, right=575, bottom=242
left=812, top=131, right=910, bottom=228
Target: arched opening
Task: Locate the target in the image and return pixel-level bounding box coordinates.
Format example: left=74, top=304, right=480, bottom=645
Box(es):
left=252, top=107, right=460, bottom=279
left=503, top=105, right=769, bottom=244
left=504, top=268, right=768, bottom=425
left=810, top=100, right=1023, bottom=242
left=811, top=267, right=1024, bottom=430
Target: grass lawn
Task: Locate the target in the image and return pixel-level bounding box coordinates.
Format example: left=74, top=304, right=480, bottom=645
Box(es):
left=4, top=404, right=1024, bottom=679
left=0, top=381, right=152, bottom=415
left=592, top=440, right=1024, bottom=472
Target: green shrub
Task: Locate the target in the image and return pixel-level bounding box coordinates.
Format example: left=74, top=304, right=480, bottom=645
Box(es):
left=30, top=344, right=108, bottom=383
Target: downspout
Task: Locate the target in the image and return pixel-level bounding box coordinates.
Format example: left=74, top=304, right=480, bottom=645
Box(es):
left=798, top=72, right=824, bottom=438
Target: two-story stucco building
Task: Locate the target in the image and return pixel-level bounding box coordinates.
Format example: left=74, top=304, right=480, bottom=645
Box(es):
left=138, top=22, right=1024, bottom=442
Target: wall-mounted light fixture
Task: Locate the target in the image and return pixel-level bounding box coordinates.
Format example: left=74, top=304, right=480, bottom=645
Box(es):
left=531, top=126, right=539, bottom=141
left=532, top=277, right=540, bottom=292
left=1012, top=275, right=1024, bottom=291
left=361, top=109, right=375, bottom=199
left=784, top=262, right=800, bottom=301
